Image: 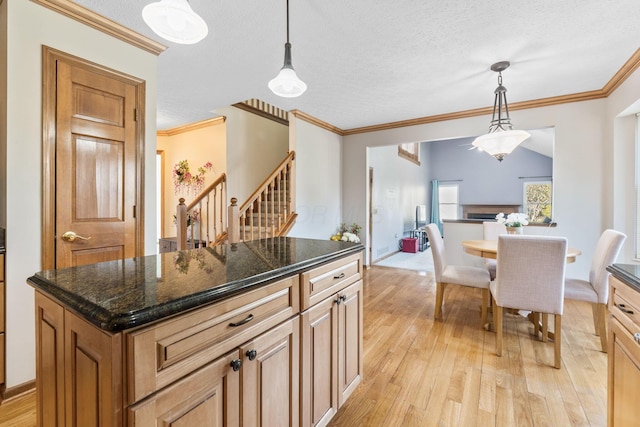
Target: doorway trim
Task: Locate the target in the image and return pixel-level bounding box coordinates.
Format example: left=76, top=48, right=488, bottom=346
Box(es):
left=41, top=46, right=146, bottom=270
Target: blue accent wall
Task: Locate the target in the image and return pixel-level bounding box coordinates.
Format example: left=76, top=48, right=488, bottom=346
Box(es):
left=427, top=137, right=552, bottom=214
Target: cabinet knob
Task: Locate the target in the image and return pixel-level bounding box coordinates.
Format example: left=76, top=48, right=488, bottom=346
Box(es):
left=230, top=359, right=242, bottom=372
left=340, top=295, right=347, bottom=302
left=246, top=349, right=257, bottom=361
left=634, top=333, right=640, bottom=345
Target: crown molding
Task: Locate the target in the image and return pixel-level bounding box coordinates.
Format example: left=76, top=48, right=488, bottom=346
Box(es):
left=233, top=102, right=289, bottom=126
left=31, top=0, right=166, bottom=56
left=157, top=116, right=226, bottom=137
left=289, top=110, right=345, bottom=136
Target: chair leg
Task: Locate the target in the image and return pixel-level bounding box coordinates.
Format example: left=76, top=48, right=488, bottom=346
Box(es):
left=542, top=313, right=549, bottom=343
left=591, top=303, right=600, bottom=336
left=434, top=282, right=445, bottom=321
left=495, top=303, right=503, bottom=357
left=596, top=303, right=608, bottom=352
left=554, top=314, right=562, bottom=369
left=533, top=312, right=540, bottom=337
left=480, top=289, right=489, bottom=327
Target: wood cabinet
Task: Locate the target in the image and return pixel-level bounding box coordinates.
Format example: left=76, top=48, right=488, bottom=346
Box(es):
left=35, top=291, right=122, bottom=427
left=0, top=254, right=5, bottom=388
left=300, top=253, right=363, bottom=427
left=33, top=247, right=363, bottom=427
left=608, top=275, right=640, bottom=426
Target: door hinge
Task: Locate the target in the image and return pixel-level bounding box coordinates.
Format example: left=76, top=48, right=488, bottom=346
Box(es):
left=133, top=205, right=136, bottom=218
left=134, top=108, right=138, bottom=121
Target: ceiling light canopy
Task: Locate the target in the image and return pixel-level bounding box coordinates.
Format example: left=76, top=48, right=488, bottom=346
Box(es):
left=269, top=0, right=307, bottom=98
left=472, top=61, right=530, bottom=162
left=142, top=0, right=208, bottom=45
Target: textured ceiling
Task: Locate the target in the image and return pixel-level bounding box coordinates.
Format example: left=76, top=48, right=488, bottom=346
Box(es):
left=73, top=0, right=640, bottom=132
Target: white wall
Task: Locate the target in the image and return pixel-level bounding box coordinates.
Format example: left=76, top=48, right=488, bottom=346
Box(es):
left=343, top=97, right=628, bottom=277
left=288, top=117, right=343, bottom=239
left=4, top=0, right=158, bottom=388
left=218, top=106, right=289, bottom=204
left=369, top=144, right=429, bottom=261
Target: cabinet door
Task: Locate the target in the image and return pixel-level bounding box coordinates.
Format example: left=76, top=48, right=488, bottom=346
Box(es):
left=64, top=310, right=122, bottom=427
left=301, top=295, right=338, bottom=427
left=609, top=317, right=640, bottom=426
left=337, top=280, right=363, bottom=406
left=128, top=350, right=241, bottom=427
left=240, top=317, right=300, bottom=427
left=35, top=292, right=66, bottom=427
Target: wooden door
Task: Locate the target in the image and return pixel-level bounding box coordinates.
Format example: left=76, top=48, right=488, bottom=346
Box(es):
left=55, top=60, right=137, bottom=268
left=43, top=47, right=144, bottom=270
left=301, top=296, right=338, bottom=427
left=337, top=280, right=363, bottom=406
left=240, top=317, right=300, bottom=427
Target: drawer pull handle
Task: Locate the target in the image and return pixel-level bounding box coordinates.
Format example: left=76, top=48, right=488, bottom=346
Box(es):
left=634, top=333, right=640, bottom=345
left=229, top=314, right=254, bottom=327
left=230, top=359, right=242, bottom=372
left=246, top=349, right=257, bottom=361
left=616, top=303, right=634, bottom=314
left=334, top=272, right=346, bottom=280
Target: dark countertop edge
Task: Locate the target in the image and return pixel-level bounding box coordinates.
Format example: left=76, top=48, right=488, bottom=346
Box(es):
left=607, top=264, right=640, bottom=293
left=28, top=243, right=364, bottom=333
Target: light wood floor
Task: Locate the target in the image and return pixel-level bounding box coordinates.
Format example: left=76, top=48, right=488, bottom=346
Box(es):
left=0, top=266, right=607, bottom=427
left=328, top=267, right=607, bottom=427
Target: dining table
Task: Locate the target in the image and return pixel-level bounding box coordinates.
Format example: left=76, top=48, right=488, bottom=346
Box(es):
left=461, top=239, right=582, bottom=263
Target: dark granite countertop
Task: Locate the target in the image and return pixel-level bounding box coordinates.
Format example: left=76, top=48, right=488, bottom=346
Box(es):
left=27, top=237, right=364, bottom=332
left=607, top=263, right=640, bottom=293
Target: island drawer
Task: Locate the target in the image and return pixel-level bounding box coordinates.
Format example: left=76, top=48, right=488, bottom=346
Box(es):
left=610, top=276, right=640, bottom=334
left=126, top=275, right=299, bottom=404
left=300, top=252, right=362, bottom=310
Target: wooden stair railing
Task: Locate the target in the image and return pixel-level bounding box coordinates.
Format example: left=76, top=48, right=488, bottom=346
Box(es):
left=228, top=151, right=297, bottom=243
left=176, top=173, right=227, bottom=250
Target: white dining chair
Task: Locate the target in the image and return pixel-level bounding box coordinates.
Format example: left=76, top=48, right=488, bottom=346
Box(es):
left=564, top=229, right=626, bottom=352
left=491, top=235, right=567, bottom=368
left=482, top=221, right=507, bottom=280
left=425, top=223, right=491, bottom=326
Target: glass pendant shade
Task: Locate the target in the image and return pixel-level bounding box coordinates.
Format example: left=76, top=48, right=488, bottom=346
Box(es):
left=142, top=0, right=208, bottom=44
left=472, top=129, right=531, bottom=162
left=269, top=43, right=307, bottom=98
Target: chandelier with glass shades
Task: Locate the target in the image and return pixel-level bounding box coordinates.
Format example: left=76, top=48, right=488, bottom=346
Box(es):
left=142, top=0, right=208, bottom=45
left=472, top=61, right=530, bottom=162
left=268, top=0, right=307, bottom=98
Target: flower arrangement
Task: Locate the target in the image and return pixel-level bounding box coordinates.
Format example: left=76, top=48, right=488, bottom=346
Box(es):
left=173, top=160, right=213, bottom=195
left=173, top=208, right=200, bottom=227
left=495, top=212, right=529, bottom=227
left=173, top=249, right=209, bottom=274
left=330, top=223, right=361, bottom=243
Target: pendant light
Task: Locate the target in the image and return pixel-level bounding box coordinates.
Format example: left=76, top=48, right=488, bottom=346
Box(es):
left=472, top=61, right=530, bottom=162
left=268, top=0, right=307, bottom=98
left=142, top=0, right=208, bottom=45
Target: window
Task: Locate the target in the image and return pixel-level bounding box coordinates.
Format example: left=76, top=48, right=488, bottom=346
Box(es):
left=524, top=181, right=552, bottom=223
left=398, top=142, right=420, bottom=165
left=439, top=184, right=459, bottom=220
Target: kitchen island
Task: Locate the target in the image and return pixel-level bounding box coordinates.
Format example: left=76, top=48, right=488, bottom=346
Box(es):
left=28, top=237, right=364, bottom=427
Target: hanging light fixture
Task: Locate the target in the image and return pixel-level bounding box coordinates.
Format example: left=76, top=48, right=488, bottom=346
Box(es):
left=142, top=0, right=208, bottom=45
left=269, top=0, right=307, bottom=98
left=472, top=61, right=530, bottom=162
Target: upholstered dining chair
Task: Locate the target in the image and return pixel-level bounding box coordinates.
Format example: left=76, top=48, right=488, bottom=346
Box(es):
left=482, top=221, right=507, bottom=280
left=564, top=229, right=626, bottom=352
left=491, top=235, right=567, bottom=369
left=425, top=223, right=491, bottom=326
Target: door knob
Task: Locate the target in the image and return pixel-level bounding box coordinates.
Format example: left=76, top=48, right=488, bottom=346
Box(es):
left=61, top=231, right=91, bottom=242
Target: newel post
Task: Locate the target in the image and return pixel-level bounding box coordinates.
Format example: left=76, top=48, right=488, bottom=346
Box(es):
left=176, top=198, right=187, bottom=250
left=228, top=197, right=240, bottom=244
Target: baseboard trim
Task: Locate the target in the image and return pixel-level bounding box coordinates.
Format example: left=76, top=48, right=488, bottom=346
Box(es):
left=2, top=380, right=36, bottom=402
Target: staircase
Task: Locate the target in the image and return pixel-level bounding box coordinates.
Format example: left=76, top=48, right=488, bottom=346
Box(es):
left=176, top=151, right=296, bottom=250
